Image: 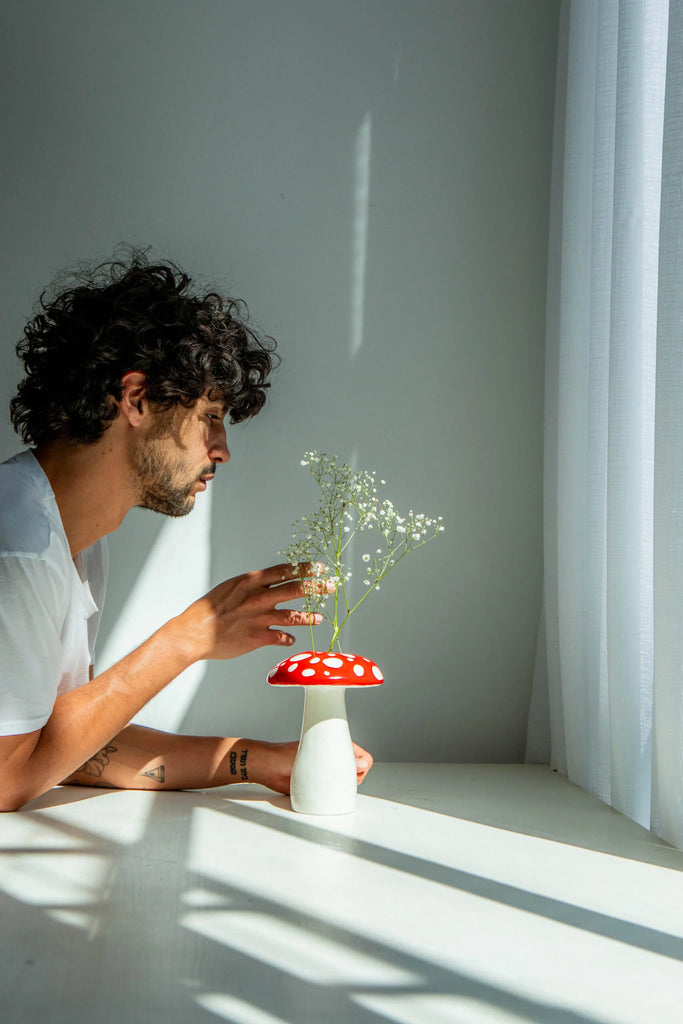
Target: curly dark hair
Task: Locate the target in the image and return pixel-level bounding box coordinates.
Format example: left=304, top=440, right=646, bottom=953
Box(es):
left=10, top=247, right=278, bottom=446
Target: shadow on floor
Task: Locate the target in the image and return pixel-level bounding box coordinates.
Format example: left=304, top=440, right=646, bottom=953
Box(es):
left=4, top=783, right=611, bottom=1024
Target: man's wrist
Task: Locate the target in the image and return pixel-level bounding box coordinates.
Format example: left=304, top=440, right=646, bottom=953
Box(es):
left=225, top=739, right=253, bottom=783
left=219, top=738, right=274, bottom=790
left=157, top=613, right=204, bottom=669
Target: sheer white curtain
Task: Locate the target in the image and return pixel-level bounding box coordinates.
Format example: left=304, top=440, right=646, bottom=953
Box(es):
left=526, top=0, right=683, bottom=848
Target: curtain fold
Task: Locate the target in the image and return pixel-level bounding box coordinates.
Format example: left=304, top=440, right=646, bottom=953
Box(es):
left=527, top=0, right=683, bottom=847
left=653, top=0, right=683, bottom=847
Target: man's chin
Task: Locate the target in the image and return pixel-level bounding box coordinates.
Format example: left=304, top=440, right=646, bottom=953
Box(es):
left=136, top=490, right=196, bottom=518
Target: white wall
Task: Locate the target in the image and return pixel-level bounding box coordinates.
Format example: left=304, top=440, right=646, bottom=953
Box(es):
left=0, top=0, right=559, bottom=762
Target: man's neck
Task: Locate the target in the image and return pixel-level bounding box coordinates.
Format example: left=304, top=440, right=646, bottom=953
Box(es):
left=34, top=436, right=136, bottom=556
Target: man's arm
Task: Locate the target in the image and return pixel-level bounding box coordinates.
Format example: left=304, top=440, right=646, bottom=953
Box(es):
left=61, top=723, right=373, bottom=795
left=0, top=563, right=323, bottom=811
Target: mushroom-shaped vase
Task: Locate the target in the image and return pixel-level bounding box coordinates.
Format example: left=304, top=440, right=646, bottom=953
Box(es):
left=268, top=651, right=384, bottom=815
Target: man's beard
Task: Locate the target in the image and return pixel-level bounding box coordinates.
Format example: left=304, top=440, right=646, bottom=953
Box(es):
left=134, top=443, right=214, bottom=518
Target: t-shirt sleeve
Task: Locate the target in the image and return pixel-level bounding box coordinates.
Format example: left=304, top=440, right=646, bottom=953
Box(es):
left=0, top=553, right=65, bottom=736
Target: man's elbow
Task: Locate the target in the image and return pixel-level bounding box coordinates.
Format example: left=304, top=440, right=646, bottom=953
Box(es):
left=0, top=728, right=48, bottom=810
left=0, top=792, right=29, bottom=812
left=0, top=778, right=42, bottom=812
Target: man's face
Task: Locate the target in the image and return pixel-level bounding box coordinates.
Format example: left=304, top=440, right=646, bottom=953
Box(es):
left=133, top=393, right=230, bottom=517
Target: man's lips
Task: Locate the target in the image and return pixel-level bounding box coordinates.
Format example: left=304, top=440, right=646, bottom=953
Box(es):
left=196, top=465, right=216, bottom=491
left=195, top=473, right=214, bottom=492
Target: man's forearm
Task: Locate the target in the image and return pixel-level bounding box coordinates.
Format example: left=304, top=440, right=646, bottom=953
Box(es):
left=62, top=727, right=370, bottom=799
left=62, top=724, right=256, bottom=792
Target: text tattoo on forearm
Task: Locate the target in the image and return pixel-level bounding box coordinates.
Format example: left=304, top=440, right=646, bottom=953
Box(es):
left=229, top=748, right=249, bottom=781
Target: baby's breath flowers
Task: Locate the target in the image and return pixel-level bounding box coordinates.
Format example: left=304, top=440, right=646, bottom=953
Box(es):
left=279, top=451, right=445, bottom=652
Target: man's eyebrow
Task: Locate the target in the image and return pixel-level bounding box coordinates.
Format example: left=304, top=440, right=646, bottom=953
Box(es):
left=205, top=396, right=230, bottom=414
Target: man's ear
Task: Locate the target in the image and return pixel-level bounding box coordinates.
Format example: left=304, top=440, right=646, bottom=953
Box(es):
left=119, top=371, right=148, bottom=427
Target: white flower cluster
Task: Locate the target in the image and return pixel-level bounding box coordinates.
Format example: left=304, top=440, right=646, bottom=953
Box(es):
left=279, top=451, right=445, bottom=651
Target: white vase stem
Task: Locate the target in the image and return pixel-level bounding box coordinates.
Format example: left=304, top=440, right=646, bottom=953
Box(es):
left=290, top=686, right=357, bottom=815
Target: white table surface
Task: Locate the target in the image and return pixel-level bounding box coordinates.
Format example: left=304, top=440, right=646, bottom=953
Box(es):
left=2, top=764, right=682, bottom=1024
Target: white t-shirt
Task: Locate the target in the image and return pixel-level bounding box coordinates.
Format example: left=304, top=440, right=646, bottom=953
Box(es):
left=0, top=450, right=108, bottom=736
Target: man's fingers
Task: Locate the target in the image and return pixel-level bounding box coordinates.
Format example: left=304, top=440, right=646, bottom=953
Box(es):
left=269, top=579, right=334, bottom=606
left=267, top=629, right=296, bottom=647
left=200, top=563, right=330, bottom=661
left=268, top=580, right=305, bottom=605
left=352, top=742, right=374, bottom=783
left=259, top=562, right=323, bottom=587
left=271, top=609, right=323, bottom=627
left=302, top=577, right=336, bottom=596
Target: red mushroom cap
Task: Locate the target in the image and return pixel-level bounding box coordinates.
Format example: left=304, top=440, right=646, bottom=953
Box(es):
left=268, top=651, right=384, bottom=687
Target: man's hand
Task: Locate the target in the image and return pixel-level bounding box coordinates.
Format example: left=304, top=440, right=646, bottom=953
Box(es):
left=243, top=739, right=374, bottom=795
left=172, top=562, right=329, bottom=663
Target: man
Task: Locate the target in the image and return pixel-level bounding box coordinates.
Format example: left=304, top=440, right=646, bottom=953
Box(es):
left=0, top=250, right=372, bottom=811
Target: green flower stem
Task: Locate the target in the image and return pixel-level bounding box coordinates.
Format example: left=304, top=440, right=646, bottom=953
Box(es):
left=329, top=532, right=441, bottom=649
left=340, top=574, right=351, bottom=620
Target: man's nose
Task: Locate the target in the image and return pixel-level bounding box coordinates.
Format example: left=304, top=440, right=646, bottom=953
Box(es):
left=210, top=427, right=230, bottom=464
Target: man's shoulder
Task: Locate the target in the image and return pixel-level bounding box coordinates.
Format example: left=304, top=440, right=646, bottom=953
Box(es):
left=0, top=451, right=57, bottom=559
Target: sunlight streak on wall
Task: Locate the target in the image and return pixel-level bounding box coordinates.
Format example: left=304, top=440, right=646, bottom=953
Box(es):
left=349, top=112, right=372, bottom=360
left=96, top=488, right=213, bottom=731
left=353, top=992, right=523, bottom=1024
left=194, top=993, right=290, bottom=1024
